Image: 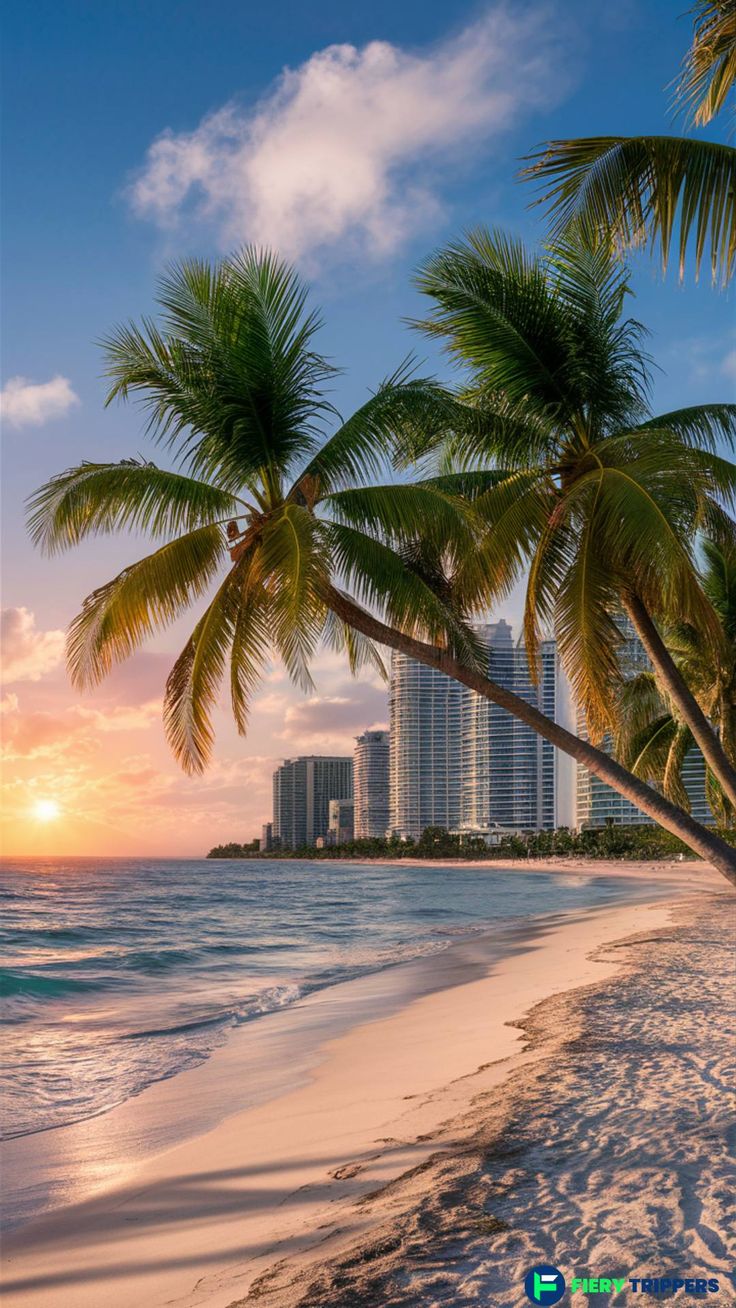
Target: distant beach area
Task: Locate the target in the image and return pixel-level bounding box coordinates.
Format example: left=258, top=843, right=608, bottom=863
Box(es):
left=2, top=859, right=731, bottom=1307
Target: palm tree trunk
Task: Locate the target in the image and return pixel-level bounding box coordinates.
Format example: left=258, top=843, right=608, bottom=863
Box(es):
left=622, top=593, right=736, bottom=811
left=323, top=585, right=736, bottom=887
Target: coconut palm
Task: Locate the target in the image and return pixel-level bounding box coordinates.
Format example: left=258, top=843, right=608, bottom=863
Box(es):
left=26, top=248, right=736, bottom=883
left=616, top=536, right=736, bottom=821
left=522, top=1, right=736, bottom=282
left=409, top=228, right=736, bottom=815
left=677, top=0, right=736, bottom=126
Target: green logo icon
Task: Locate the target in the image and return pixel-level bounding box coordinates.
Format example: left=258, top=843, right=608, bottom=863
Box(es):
left=525, top=1265, right=566, bottom=1304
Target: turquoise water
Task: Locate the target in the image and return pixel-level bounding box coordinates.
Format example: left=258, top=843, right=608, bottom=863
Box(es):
left=1, top=857, right=658, bottom=1139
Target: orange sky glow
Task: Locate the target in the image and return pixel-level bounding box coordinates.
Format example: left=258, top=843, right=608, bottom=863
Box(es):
left=1, top=606, right=388, bottom=857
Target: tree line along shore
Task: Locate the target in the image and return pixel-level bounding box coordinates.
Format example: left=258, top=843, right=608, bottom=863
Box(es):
left=207, top=822, right=736, bottom=861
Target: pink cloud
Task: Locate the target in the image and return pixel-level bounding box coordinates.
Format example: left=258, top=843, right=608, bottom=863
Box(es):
left=1, top=608, right=65, bottom=683
left=278, top=683, right=387, bottom=749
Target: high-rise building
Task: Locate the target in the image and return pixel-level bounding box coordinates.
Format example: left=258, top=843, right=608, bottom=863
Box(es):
left=388, top=655, right=464, bottom=839
left=272, top=756, right=353, bottom=849
left=388, top=625, right=558, bottom=840
left=575, top=626, right=713, bottom=828
left=460, top=621, right=557, bottom=833
left=328, top=798, right=355, bottom=844
left=353, top=730, right=390, bottom=838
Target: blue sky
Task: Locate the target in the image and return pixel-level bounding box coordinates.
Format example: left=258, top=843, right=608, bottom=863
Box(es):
left=1, top=1, right=734, bottom=853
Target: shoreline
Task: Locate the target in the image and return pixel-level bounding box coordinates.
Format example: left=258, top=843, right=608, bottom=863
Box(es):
left=208, top=853, right=724, bottom=881
left=1, top=869, right=713, bottom=1308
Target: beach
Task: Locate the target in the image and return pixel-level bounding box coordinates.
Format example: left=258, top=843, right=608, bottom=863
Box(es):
left=2, top=859, right=732, bottom=1307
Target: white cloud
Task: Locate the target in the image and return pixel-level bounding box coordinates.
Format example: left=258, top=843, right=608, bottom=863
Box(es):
left=1, top=608, right=65, bottom=683
left=0, top=375, right=79, bottom=429
left=129, top=6, right=567, bottom=263
left=721, top=348, right=736, bottom=381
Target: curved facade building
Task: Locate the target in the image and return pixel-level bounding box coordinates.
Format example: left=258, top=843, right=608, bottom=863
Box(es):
left=353, top=730, right=390, bottom=839
left=388, top=655, right=464, bottom=839
left=461, top=622, right=557, bottom=832
left=389, top=623, right=558, bottom=840
left=576, top=626, right=712, bottom=828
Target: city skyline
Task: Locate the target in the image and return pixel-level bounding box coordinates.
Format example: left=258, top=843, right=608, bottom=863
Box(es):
left=265, top=620, right=566, bottom=849
left=262, top=620, right=714, bottom=848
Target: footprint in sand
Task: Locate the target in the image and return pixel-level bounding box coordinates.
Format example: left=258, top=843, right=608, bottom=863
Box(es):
left=330, top=1161, right=365, bottom=1180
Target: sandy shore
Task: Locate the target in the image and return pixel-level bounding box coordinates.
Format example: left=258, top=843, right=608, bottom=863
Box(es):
left=1, top=867, right=732, bottom=1307
left=320, top=856, right=723, bottom=887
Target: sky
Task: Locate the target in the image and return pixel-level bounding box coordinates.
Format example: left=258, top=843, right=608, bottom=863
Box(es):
left=1, top=0, right=734, bottom=856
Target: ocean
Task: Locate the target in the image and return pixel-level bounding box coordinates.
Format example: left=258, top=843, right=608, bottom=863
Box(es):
left=0, top=857, right=661, bottom=1142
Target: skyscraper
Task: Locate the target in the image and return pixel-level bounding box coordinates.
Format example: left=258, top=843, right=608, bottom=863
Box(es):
left=575, top=625, right=713, bottom=828
left=353, top=730, right=390, bottom=838
left=388, top=625, right=558, bottom=840
left=272, top=756, right=353, bottom=849
left=576, top=623, right=651, bottom=829
left=460, top=622, right=557, bottom=833
left=328, top=798, right=355, bottom=844
left=388, top=655, right=463, bottom=839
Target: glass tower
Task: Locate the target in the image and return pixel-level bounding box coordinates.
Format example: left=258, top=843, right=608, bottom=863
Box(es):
left=272, top=755, right=353, bottom=848
left=388, top=657, right=463, bottom=839
left=575, top=626, right=713, bottom=828
left=353, top=730, right=391, bottom=839
left=389, top=624, right=558, bottom=839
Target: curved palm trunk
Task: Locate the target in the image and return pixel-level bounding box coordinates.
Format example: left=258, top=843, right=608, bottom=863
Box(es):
left=623, top=593, right=736, bottom=812
left=323, top=585, right=736, bottom=888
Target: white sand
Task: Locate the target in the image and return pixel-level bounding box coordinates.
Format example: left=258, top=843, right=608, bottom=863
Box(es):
left=0, top=864, right=727, bottom=1307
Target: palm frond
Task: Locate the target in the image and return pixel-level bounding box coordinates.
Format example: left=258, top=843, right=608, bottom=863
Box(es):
left=460, top=471, right=558, bottom=611
left=632, top=404, right=736, bottom=452
left=614, top=669, right=666, bottom=764
left=523, top=136, right=736, bottom=283
left=66, top=526, right=226, bottom=689
left=324, top=482, right=475, bottom=561
left=322, top=610, right=388, bottom=682
left=229, top=553, right=274, bottom=736
left=524, top=513, right=579, bottom=675
left=414, top=469, right=518, bottom=499
left=413, top=228, right=585, bottom=421
left=563, top=460, right=724, bottom=645
left=259, top=504, right=327, bottom=691
left=676, top=0, right=736, bottom=126
left=164, top=554, right=253, bottom=774
left=429, top=394, right=561, bottom=472
left=702, top=534, right=736, bottom=640
left=102, top=248, right=338, bottom=494
left=327, top=520, right=482, bottom=666
left=551, top=496, right=626, bottom=739
left=295, top=370, right=466, bottom=494
left=27, top=461, right=243, bottom=555
left=663, top=723, right=696, bottom=809
left=545, top=237, right=652, bottom=433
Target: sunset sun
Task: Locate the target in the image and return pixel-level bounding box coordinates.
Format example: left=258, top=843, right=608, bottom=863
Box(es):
left=32, top=799, right=62, bottom=823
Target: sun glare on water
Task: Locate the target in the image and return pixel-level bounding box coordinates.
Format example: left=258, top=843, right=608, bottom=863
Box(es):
left=32, top=799, right=62, bottom=823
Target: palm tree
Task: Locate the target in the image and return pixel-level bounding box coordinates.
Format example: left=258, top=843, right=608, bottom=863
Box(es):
left=522, top=1, right=736, bottom=283
left=616, top=536, right=736, bottom=821
left=410, top=228, right=736, bottom=818
left=26, top=248, right=736, bottom=883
